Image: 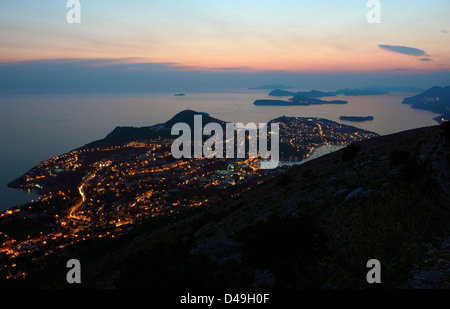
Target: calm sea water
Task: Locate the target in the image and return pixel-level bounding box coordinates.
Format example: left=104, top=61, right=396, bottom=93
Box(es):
left=0, top=91, right=439, bottom=211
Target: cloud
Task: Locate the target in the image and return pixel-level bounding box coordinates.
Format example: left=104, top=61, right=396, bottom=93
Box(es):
left=378, top=44, right=429, bottom=57
left=441, top=30, right=448, bottom=34
left=2, top=57, right=450, bottom=94
left=420, top=58, right=432, bottom=62
left=391, top=68, right=410, bottom=72
left=208, top=66, right=250, bottom=71
left=0, top=58, right=195, bottom=72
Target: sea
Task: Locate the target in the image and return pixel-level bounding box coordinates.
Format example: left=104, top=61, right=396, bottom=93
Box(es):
left=0, top=90, right=440, bottom=211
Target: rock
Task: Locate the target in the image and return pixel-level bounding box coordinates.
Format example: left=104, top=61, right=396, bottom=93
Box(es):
left=441, top=240, right=450, bottom=252
left=328, top=177, right=338, bottom=185
left=424, top=270, right=444, bottom=285
left=190, top=237, right=241, bottom=264
left=333, top=188, right=349, bottom=199
left=252, top=268, right=275, bottom=289
left=345, top=187, right=364, bottom=200
left=418, top=154, right=428, bottom=162
left=387, top=170, right=399, bottom=177
left=436, top=258, right=450, bottom=270
left=344, top=187, right=374, bottom=201
left=428, top=248, right=439, bottom=256
left=321, top=281, right=333, bottom=289
left=344, top=170, right=354, bottom=177
left=381, top=182, right=390, bottom=190
left=379, top=155, right=389, bottom=161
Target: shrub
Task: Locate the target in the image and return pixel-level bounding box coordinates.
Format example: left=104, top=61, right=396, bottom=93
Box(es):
left=390, top=150, right=410, bottom=165
left=234, top=213, right=329, bottom=288
left=279, top=172, right=294, bottom=186
left=342, top=143, right=361, bottom=162
left=442, top=121, right=450, bottom=145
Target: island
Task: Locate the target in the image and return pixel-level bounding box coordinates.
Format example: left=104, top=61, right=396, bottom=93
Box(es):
left=269, top=89, right=336, bottom=98
left=254, top=95, right=347, bottom=106
left=268, top=88, right=388, bottom=98
left=339, top=116, right=374, bottom=122
left=334, top=88, right=388, bottom=96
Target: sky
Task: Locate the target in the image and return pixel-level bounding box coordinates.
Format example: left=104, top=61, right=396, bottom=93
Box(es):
left=0, top=0, right=449, bottom=92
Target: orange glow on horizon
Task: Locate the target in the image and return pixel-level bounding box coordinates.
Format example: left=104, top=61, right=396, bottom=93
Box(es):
left=0, top=49, right=448, bottom=74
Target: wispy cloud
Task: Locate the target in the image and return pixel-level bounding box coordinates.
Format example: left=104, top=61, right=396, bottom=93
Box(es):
left=208, top=66, right=250, bottom=71
left=391, top=68, right=410, bottom=72
left=420, top=58, right=432, bottom=62
left=0, top=58, right=194, bottom=72
left=378, top=44, right=429, bottom=57
left=441, top=30, right=448, bottom=34
left=2, top=57, right=450, bottom=95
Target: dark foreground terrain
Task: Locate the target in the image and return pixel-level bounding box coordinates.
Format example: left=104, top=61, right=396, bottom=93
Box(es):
left=2, top=122, right=450, bottom=289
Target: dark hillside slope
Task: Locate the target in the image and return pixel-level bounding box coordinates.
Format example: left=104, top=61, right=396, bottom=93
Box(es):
left=14, top=123, right=450, bottom=289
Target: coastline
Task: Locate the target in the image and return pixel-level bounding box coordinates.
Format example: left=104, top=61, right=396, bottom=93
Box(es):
left=0, top=92, right=439, bottom=212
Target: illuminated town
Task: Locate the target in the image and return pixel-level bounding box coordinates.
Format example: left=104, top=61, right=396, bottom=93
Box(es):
left=0, top=113, right=378, bottom=280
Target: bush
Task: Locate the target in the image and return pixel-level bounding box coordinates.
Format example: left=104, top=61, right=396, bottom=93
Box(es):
left=234, top=213, right=329, bottom=288
left=442, top=121, right=450, bottom=146
left=390, top=150, right=410, bottom=165
left=279, top=173, right=294, bottom=186
left=342, top=143, right=361, bottom=162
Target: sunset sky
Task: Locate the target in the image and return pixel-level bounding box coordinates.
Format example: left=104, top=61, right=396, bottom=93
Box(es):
left=1, top=0, right=449, bottom=92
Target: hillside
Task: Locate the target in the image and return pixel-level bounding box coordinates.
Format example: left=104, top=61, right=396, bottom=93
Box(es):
left=76, top=110, right=377, bottom=161
left=403, top=86, right=450, bottom=115
left=268, top=88, right=388, bottom=98
left=254, top=97, right=347, bottom=106
left=5, top=123, right=450, bottom=289
left=82, top=110, right=221, bottom=148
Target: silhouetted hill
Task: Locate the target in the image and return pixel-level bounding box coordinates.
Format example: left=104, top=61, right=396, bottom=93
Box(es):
left=290, top=95, right=347, bottom=105
left=83, top=110, right=226, bottom=148
left=254, top=96, right=347, bottom=106
left=403, top=86, right=450, bottom=114
left=163, top=109, right=227, bottom=129
left=269, top=89, right=336, bottom=98
left=82, top=110, right=375, bottom=159
left=83, top=126, right=172, bottom=148
left=268, top=88, right=388, bottom=98
left=268, top=89, right=297, bottom=96
left=335, top=88, right=388, bottom=96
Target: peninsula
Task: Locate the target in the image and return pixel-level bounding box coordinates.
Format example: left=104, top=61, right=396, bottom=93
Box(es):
left=402, top=86, right=450, bottom=115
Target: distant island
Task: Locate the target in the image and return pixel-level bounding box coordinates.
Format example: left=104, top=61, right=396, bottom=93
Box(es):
left=256, top=88, right=389, bottom=107
left=254, top=95, right=347, bottom=106
left=402, top=86, right=450, bottom=117
left=174, top=93, right=185, bottom=96
left=268, top=88, right=388, bottom=98
left=269, top=89, right=337, bottom=98
left=335, top=88, right=388, bottom=96
left=339, top=116, right=374, bottom=122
